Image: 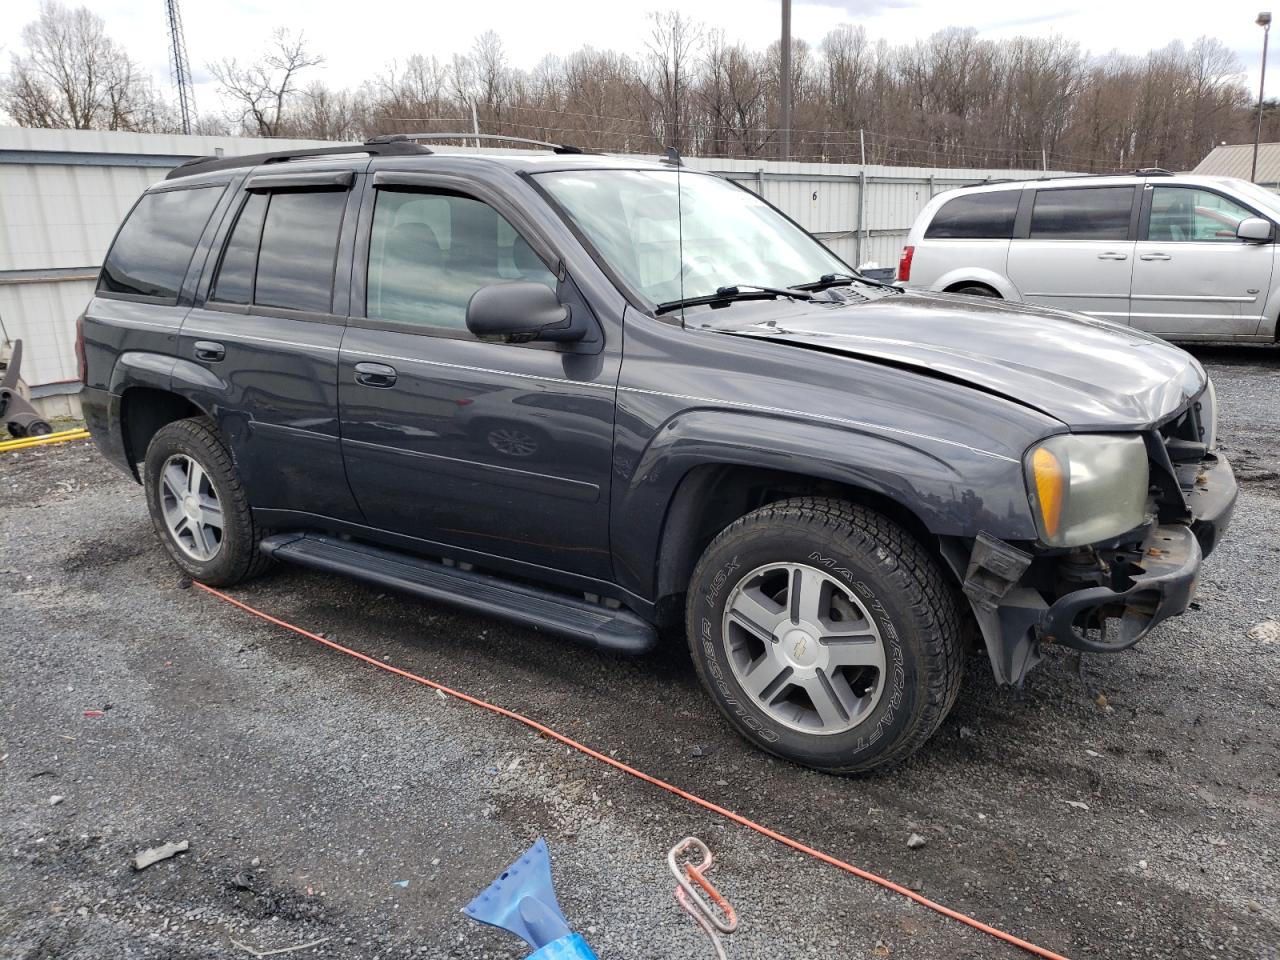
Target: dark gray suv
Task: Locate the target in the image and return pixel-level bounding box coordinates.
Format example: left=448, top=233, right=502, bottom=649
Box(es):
left=79, top=136, right=1237, bottom=773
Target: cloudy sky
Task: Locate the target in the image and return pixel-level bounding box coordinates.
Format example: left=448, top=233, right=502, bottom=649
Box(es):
left=1, top=0, right=1273, bottom=117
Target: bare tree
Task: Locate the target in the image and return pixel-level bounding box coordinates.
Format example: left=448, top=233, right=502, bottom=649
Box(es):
left=2, top=0, right=164, bottom=130
left=643, top=11, right=703, bottom=152
left=209, top=29, right=323, bottom=137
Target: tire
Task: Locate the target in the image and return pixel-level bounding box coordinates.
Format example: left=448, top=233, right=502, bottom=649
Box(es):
left=27, top=420, right=53, bottom=437
left=142, top=417, right=272, bottom=586
left=949, top=283, right=1000, bottom=298
left=685, top=497, right=964, bottom=774
left=6, top=422, right=26, bottom=439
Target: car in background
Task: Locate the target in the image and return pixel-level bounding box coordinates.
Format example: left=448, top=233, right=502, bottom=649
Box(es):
left=897, top=172, right=1280, bottom=342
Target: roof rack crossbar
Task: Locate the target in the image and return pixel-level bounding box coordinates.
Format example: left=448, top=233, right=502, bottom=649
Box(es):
left=164, top=140, right=433, bottom=180
left=367, top=132, right=589, bottom=155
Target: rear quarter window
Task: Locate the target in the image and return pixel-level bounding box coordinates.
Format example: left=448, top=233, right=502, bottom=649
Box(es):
left=924, top=191, right=1019, bottom=239
left=99, top=185, right=224, bottom=300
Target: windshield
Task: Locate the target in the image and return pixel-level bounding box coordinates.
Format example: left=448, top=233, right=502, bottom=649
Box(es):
left=536, top=169, right=849, bottom=307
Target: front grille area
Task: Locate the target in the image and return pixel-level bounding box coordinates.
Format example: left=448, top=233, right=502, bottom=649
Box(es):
left=1147, top=388, right=1212, bottom=523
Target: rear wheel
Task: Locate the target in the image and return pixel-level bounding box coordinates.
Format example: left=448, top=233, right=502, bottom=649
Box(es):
left=143, top=417, right=271, bottom=586
left=686, top=497, right=964, bottom=774
left=949, top=283, right=1000, bottom=298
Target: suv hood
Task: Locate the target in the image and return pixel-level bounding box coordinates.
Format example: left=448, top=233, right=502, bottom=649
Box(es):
left=707, top=290, right=1206, bottom=431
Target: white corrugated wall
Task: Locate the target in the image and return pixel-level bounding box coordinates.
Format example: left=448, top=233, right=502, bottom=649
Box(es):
left=0, top=126, right=1060, bottom=417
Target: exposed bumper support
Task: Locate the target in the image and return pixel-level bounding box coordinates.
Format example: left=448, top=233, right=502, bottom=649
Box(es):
left=962, top=451, right=1237, bottom=687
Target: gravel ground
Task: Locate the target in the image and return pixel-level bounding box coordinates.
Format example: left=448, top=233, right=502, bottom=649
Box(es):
left=1, top=345, right=1278, bottom=960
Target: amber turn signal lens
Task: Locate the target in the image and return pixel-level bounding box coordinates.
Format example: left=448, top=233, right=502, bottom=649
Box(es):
left=1031, top=446, right=1064, bottom=539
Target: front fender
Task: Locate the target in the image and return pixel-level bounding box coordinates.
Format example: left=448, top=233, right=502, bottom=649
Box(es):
left=610, top=407, right=1037, bottom=600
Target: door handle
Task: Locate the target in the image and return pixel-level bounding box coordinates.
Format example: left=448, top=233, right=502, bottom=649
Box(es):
left=193, top=340, right=225, bottom=362
left=1140, top=253, right=1172, bottom=261
left=1097, top=252, right=1129, bottom=260
left=354, top=361, right=397, bottom=388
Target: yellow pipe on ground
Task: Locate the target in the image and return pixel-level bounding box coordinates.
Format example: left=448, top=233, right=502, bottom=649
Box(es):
left=0, top=428, right=91, bottom=453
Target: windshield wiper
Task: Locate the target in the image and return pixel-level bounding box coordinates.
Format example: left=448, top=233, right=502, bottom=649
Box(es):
left=792, top=271, right=902, bottom=293
left=655, top=283, right=813, bottom=316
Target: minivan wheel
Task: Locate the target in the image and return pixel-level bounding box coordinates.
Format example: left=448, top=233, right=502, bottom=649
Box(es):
left=143, top=417, right=272, bottom=586
left=949, top=283, right=999, bottom=298
left=686, top=498, right=964, bottom=774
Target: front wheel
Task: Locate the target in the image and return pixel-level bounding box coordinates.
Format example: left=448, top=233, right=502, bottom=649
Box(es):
left=686, top=498, right=964, bottom=774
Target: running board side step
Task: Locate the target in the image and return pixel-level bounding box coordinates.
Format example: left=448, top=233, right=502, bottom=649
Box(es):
left=259, top=533, right=657, bottom=655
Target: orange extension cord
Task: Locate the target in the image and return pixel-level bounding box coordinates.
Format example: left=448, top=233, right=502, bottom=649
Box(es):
left=194, top=582, right=1072, bottom=960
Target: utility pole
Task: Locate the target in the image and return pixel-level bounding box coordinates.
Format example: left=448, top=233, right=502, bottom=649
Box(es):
left=164, top=0, right=196, bottom=135
left=1255, top=11, right=1272, bottom=182
left=780, top=0, right=792, bottom=162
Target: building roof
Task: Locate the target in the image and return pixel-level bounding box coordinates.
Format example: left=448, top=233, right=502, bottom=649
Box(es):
left=1192, top=142, right=1280, bottom=185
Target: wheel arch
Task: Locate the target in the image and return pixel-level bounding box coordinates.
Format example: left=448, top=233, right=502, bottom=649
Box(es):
left=930, top=267, right=1019, bottom=300
left=113, top=354, right=222, bottom=480
left=652, top=463, right=944, bottom=625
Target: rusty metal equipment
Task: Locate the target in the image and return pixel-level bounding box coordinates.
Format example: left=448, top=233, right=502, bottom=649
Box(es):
left=1, top=339, right=53, bottom=439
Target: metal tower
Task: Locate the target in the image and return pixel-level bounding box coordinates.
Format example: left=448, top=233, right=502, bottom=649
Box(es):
left=165, top=0, right=196, bottom=134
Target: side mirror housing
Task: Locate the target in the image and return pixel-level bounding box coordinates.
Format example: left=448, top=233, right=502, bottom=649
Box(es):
left=1237, top=217, right=1274, bottom=243
left=465, top=281, right=583, bottom=344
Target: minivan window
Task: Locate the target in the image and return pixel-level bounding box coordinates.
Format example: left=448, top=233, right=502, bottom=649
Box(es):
left=1029, top=187, right=1134, bottom=240
left=367, top=189, right=557, bottom=330
left=925, top=191, right=1019, bottom=239
left=210, top=192, right=268, bottom=305
left=254, top=190, right=347, bottom=313
left=1148, top=187, right=1254, bottom=242
left=99, top=185, right=223, bottom=300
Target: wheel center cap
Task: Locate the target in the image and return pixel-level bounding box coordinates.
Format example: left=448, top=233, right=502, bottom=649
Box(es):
left=183, top=495, right=200, bottom=519
left=781, top=628, right=819, bottom=667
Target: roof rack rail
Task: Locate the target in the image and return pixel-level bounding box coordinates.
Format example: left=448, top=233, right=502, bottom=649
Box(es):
left=367, top=132, right=590, bottom=155
left=165, top=139, right=432, bottom=180
left=1132, top=167, right=1174, bottom=176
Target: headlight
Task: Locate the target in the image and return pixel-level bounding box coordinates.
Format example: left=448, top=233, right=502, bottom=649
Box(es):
left=1198, top=378, right=1218, bottom=451
left=1024, top=434, right=1149, bottom=547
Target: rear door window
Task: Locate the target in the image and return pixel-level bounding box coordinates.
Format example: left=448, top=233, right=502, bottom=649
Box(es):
left=1029, top=187, right=1135, bottom=240
left=925, top=191, right=1019, bottom=239
left=208, top=189, right=347, bottom=314
left=99, top=185, right=224, bottom=300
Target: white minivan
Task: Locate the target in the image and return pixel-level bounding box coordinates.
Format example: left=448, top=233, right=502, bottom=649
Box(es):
left=898, top=172, right=1280, bottom=341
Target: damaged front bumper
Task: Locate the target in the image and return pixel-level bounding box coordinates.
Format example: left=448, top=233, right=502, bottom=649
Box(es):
left=963, top=451, right=1237, bottom=686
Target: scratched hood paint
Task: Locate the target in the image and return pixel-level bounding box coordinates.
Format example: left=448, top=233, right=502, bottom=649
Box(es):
left=708, top=290, right=1207, bottom=431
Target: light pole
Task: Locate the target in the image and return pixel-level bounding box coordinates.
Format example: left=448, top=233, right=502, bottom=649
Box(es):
left=1254, top=11, right=1272, bottom=182
left=780, top=0, right=792, bottom=162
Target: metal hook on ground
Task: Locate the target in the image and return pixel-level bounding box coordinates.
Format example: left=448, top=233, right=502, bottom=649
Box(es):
left=668, top=837, right=738, bottom=959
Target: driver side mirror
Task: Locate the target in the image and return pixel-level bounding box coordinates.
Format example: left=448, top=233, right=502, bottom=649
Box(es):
left=465, top=281, right=582, bottom=344
left=1237, top=217, right=1274, bottom=243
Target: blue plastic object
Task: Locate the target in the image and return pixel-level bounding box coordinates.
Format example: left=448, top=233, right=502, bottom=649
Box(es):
left=463, top=839, right=597, bottom=959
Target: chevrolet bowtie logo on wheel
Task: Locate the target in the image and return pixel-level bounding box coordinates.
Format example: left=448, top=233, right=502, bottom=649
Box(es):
left=792, top=635, right=807, bottom=659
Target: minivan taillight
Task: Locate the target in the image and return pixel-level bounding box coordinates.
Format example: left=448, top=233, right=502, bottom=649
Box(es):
left=897, top=245, right=914, bottom=283
left=75, top=312, right=87, bottom=384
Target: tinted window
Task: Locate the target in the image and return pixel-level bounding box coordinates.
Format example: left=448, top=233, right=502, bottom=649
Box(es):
left=367, top=190, right=557, bottom=330
left=254, top=190, right=347, bottom=313
left=1149, top=187, right=1255, bottom=242
left=1029, top=187, right=1134, bottom=240
left=99, top=185, right=223, bottom=299
left=925, top=191, right=1019, bottom=239
left=210, top=192, right=267, bottom=305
